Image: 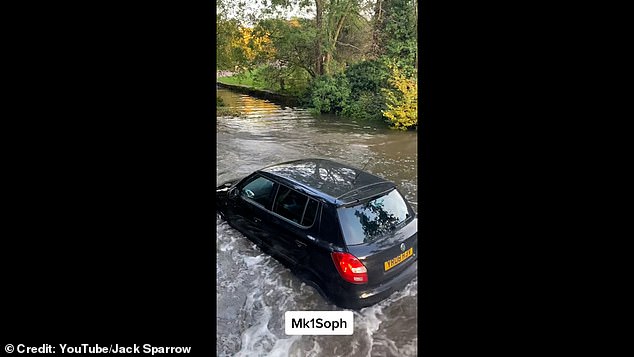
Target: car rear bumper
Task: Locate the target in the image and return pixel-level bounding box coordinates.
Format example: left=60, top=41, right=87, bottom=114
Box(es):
left=329, top=258, right=417, bottom=310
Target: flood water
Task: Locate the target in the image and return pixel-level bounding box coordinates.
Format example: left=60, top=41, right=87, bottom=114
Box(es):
left=216, top=88, right=418, bottom=356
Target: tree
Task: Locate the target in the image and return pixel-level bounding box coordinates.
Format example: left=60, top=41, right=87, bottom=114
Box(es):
left=322, top=0, right=369, bottom=74
left=215, top=0, right=419, bottom=128
left=372, top=0, right=417, bottom=70
left=217, top=16, right=241, bottom=70
left=254, top=18, right=318, bottom=78
left=258, top=0, right=366, bottom=76
left=382, top=64, right=417, bottom=130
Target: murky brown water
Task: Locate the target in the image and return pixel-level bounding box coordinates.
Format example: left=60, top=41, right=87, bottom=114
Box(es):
left=216, top=88, right=418, bottom=356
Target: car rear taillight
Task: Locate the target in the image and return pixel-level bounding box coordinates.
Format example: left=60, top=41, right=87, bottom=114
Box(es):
left=331, top=252, right=368, bottom=284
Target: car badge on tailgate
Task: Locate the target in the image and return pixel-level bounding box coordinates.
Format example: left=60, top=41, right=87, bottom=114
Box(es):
left=400, top=243, right=406, bottom=252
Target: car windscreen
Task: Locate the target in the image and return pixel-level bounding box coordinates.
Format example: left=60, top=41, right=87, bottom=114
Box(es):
left=337, top=189, right=413, bottom=245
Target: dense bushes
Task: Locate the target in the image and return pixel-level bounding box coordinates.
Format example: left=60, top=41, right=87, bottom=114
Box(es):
left=220, top=58, right=418, bottom=130
left=255, top=65, right=312, bottom=99
left=307, top=59, right=417, bottom=131
left=342, top=92, right=385, bottom=121
left=222, top=59, right=418, bottom=129
left=342, top=60, right=389, bottom=121
left=382, top=65, right=417, bottom=130
left=218, top=0, right=418, bottom=129
left=346, top=60, right=389, bottom=96
left=309, top=60, right=387, bottom=117
left=309, top=74, right=351, bottom=114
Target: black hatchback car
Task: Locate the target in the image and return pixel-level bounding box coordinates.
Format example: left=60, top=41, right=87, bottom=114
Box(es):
left=216, top=158, right=417, bottom=309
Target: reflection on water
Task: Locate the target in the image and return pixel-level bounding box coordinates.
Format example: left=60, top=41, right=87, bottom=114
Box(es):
left=216, top=90, right=417, bottom=207
left=239, top=96, right=281, bottom=116
left=216, top=88, right=418, bottom=356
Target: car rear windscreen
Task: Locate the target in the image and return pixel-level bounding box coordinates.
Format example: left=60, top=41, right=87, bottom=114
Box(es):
left=337, top=189, right=413, bottom=245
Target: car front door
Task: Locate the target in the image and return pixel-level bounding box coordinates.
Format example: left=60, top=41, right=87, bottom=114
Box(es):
left=232, top=174, right=279, bottom=246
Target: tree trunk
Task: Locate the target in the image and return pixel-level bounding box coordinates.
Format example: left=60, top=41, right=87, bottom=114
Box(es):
left=324, top=0, right=353, bottom=75
left=315, top=0, right=324, bottom=76
left=371, top=0, right=384, bottom=58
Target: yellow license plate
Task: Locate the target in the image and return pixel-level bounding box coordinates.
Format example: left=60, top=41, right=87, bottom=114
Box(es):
left=384, top=247, right=414, bottom=271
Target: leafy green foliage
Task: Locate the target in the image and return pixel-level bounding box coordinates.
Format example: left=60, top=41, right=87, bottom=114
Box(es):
left=342, top=92, right=385, bottom=121
left=345, top=60, right=389, bottom=96
left=382, top=64, right=417, bottom=130
left=216, top=0, right=419, bottom=129
left=375, top=0, right=417, bottom=69
left=339, top=60, right=389, bottom=121
left=217, top=68, right=267, bottom=89
left=309, top=74, right=351, bottom=113
left=216, top=17, right=242, bottom=70
left=255, top=65, right=312, bottom=98
left=254, top=18, right=317, bottom=77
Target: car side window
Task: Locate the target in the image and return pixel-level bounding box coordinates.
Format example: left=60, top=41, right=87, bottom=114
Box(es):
left=272, top=186, right=320, bottom=226
left=240, top=176, right=277, bottom=209
left=301, top=198, right=319, bottom=226
left=273, top=186, right=307, bottom=223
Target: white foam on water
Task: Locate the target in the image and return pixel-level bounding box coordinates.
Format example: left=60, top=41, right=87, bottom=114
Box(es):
left=372, top=336, right=407, bottom=356
left=352, top=304, right=386, bottom=357
left=235, top=293, right=274, bottom=356
left=347, top=276, right=418, bottom=357
left=217, top=207, right=417, bottom=357
left=243, top=254, right=266, bottom=268
left=387, top=277, right=418, bottom=304
left=399, top=338, right=418, bottom=356
left=216, top=231, right=237, bottom=253
left=267, top=336, right=301, bottom=357
left=307, top=338, right=323, bottom=357
left=216, top=223, right=305, bottom=356
left=234, top=289, right=300, bottom=357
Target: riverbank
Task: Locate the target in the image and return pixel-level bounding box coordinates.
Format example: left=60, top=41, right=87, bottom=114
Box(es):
left=216, top=82, right=300, bottom=108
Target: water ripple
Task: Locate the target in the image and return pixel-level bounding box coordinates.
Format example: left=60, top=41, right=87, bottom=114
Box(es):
left=217, top=89, right=418, bottom=356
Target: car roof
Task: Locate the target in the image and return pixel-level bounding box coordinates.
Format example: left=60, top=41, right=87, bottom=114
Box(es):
left=257, top=158, right=395, bottom=206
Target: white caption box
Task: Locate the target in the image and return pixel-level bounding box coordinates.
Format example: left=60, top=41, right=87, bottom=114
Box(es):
left=285, top=310, right=354, bottom=335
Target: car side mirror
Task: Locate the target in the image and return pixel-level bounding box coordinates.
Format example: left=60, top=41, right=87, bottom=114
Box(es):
left=228, top=187, right=238, bottom=199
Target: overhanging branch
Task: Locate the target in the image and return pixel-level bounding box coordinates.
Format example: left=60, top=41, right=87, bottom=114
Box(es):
left=336, top=40, right=362, bottom=51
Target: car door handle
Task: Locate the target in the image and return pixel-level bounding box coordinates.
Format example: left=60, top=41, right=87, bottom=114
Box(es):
left=295, top=240, right=307, bottom=248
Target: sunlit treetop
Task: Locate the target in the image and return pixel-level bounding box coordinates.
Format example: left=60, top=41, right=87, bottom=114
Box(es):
left=218, top=0, right=315, bottom=26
